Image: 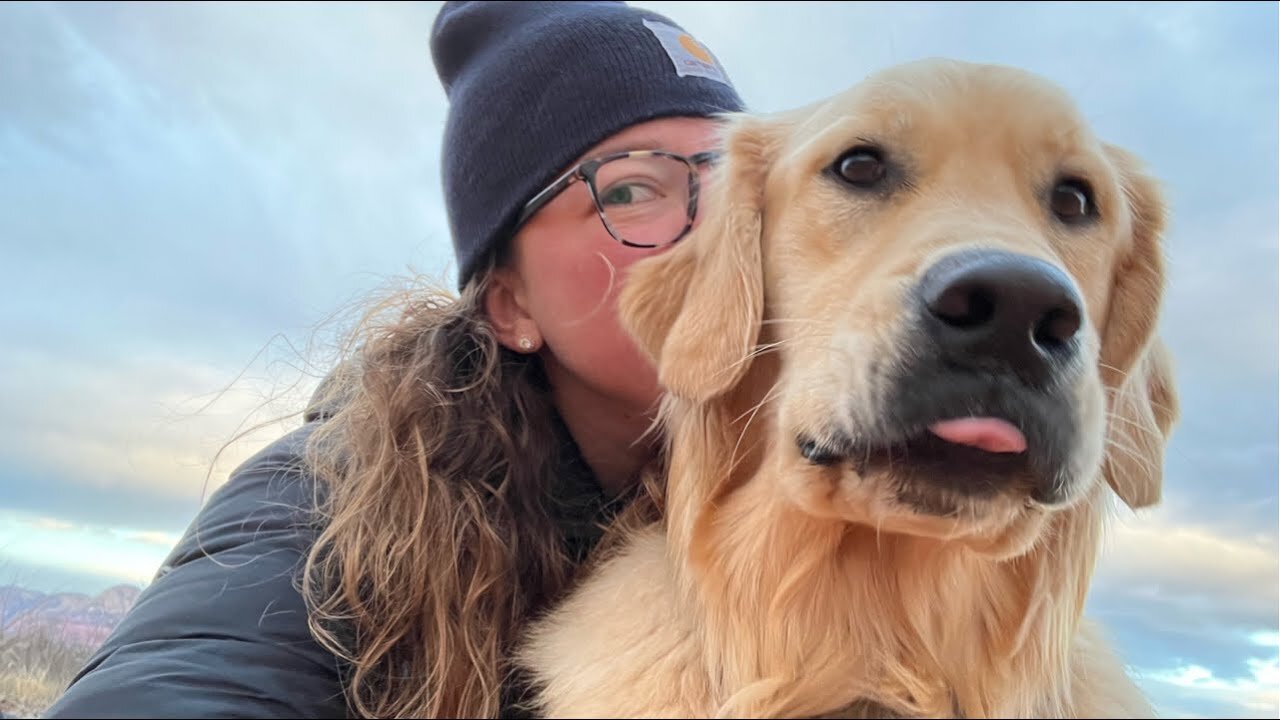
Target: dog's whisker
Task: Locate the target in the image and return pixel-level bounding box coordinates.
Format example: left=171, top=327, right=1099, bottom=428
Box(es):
left=1099, top=362, right=1177, bottom=411
left=732, top=379, right=787, bottom=427
left=759, top=317, right=826, bottom=327
left=1100, top=424, right=1154, bottom=458
left=1103, top=411, right=1167, bottom=442
left=729, top=378, right=786, bottom=470
left=949, top=502, right=971, bottom=538
left=872, top=505, right=886, bottom=555
left=1096, top=361, right=1132, bottom=381
left=718, top=332, right=834, bottom=378
left=1102, top=436, right=1158, bottom=476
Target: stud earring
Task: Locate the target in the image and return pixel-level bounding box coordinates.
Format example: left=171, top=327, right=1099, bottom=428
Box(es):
left=518, top=336, right=534, bottom=352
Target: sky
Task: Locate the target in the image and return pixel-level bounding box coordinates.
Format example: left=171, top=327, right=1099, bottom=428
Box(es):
left=0, top=1, right=1275, bottom=717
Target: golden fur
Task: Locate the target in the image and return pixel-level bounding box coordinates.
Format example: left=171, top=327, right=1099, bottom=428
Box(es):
left=515, top=59, right=1180, bottom=719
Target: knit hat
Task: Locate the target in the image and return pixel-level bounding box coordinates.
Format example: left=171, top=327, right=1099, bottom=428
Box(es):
left=429, top=1, right=746, bottom=289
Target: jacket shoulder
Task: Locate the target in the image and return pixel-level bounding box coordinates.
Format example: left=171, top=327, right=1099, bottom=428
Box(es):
left=44, top=422, right=350, bottom=719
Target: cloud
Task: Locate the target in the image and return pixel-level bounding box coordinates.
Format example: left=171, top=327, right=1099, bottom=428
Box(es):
left=1138, top=655, right=1279, bottom=719
left=1095, top=511, right=1276, bottom=631
left=0, top=460, right=208, bottom=545
left=112, top=529, right=182, bottom=549
left=0, top=1, right=457, bottom=371
left=28, top=517, right=76, bottom=533
left=0, top=339, right=318, bottom=508
left=0, top=3, right=474, bottom=535
left=1157, top=439, right=1278, bottom=546
left=0, top=509, right=181, bottom=589
left=1088, top=506, right=1279, bottom=718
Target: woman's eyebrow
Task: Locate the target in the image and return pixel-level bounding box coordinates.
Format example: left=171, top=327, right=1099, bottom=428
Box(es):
left=584, top=137, right=663, bottom=158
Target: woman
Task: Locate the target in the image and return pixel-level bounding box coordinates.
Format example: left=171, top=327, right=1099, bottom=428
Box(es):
left=43, top=1, right=745, bottom=718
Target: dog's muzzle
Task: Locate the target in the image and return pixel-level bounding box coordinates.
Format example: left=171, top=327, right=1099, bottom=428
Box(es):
left=916, top=248, right=1084, bottom=388
left=799, top=248, right=1091, bottom=509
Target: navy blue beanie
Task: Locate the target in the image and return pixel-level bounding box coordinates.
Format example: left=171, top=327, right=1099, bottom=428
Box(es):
left=429, top=1, right=746, bottom=289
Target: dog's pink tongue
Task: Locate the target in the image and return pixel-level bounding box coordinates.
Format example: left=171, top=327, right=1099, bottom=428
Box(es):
left=929, top=418, right=1027, bottom=454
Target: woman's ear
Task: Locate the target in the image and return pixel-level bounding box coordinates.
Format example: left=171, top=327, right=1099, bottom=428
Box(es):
left=483, top=266, right=542, bottom=353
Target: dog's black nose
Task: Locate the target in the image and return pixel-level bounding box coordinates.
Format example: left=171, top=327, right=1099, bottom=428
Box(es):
left=918, top=249, right=1083, bottom=386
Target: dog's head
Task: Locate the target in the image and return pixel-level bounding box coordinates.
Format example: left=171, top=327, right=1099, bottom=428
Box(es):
left=621, top=59, right=1179, bottom=554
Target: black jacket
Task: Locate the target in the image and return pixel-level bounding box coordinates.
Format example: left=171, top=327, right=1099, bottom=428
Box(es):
left=43, top=398, right=615, bottom=719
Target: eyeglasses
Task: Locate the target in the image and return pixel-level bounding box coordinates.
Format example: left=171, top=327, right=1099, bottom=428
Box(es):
left=513, top=149, right=722, bottom=249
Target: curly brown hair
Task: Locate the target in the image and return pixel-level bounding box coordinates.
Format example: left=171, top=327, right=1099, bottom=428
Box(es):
left=296, top=256, right=662, bottom=718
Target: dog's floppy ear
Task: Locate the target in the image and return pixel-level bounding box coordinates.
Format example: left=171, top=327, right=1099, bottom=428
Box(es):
left=1098, top=144, right=1180, bottom=510
left=1103, top=337, right=1179, bottom=510
left=618, top=114, right=778, bottom=402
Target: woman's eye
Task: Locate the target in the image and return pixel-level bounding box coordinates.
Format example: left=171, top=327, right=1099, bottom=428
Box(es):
left=1051, top=179, right=1095, bottom=222
left=600, top=183, right=660, bottom=205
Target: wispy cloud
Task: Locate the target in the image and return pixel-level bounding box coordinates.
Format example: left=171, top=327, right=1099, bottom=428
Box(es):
left=1096, top=510, right=1277, bottom=628
left=1138, top=654, right=1279, bottom=720
left=0, top=342, right=316, bottom=508
left=28, top=517, right=76, bottom=533
left=0, top=510, right=180, bottom=589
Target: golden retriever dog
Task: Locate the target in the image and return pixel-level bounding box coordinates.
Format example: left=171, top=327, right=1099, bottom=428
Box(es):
left=515, top=58, right=1180, bottom=719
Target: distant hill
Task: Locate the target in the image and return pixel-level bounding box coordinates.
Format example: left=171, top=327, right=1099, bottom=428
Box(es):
left=0, top=583, right=141, bottom=649
left=0, top=583, right=142, bottom=717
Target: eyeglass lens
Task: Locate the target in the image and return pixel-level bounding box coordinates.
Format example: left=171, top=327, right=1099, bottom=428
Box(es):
left=591, top=155, right=694, bottom=248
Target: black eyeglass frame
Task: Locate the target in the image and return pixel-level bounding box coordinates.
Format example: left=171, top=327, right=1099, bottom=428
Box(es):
left=512, top=149, right=722, bottom=249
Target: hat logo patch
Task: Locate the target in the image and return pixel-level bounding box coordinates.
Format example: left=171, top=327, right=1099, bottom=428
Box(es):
left=642, top=19, right=730, bottom=87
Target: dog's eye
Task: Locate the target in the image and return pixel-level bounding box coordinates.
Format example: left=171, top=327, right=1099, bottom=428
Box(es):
left=834, top=147, right=887, bottom=188
left=1050, top=179, right=1094, bottom=222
